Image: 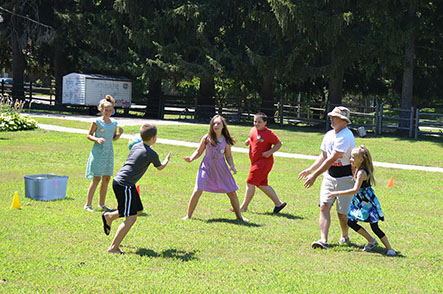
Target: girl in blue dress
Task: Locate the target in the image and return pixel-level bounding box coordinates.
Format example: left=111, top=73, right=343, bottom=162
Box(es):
left=84, top=95, right=123, bottom=212
left=327, top=145, right=396, bottom=256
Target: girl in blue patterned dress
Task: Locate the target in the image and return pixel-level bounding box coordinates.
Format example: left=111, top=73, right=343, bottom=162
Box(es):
left=327, top=145, right=396, bottom=256
left=84, top=95, right=123, bottom=212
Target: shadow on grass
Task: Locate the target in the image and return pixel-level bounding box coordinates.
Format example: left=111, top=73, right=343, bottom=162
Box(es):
left=135, top=248, right=199, bottom=261
left=328, top=243, right=406, bottom=258
left=251, top=211, right=303, bottom=220
left=205, top=218, right=262, bottom=227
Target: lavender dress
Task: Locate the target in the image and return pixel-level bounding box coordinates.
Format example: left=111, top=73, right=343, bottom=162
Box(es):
left=195, top=137, right=239, bottom=193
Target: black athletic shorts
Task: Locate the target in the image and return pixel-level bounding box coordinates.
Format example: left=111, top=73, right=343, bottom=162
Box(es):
left=112, top=180, right=143, bottom=217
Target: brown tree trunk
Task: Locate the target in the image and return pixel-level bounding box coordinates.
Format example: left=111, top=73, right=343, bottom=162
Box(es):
left=195, top=76, right=215, bottom=121
left=54, top=45, right=68, bottom=105
left=260, top=75, right=275, bottom=123
left=11, top=1, right=25, bottom=100
left=145, top=78, right=163, bottom=119
left=399, top=3, right=416, bottom=135
left=11, top=39, right=25, bottom=100
left=327, top=46, right=344, bottom=107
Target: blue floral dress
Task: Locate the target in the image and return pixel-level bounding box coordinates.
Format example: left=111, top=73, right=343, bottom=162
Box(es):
left=347, top=179, right=384, bottom=223
left=85, top=118, right=117, bottom=179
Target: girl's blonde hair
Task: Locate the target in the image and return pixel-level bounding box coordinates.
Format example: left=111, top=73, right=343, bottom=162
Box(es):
left=353, top=145, right=376, bottom=185
left=98, top=95, right=115, bottom=111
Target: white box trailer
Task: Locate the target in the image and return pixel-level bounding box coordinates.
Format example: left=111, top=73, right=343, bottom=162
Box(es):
left=62, top=73, right=131, bottom=108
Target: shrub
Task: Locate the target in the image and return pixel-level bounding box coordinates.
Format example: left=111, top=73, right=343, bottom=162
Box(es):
left=0, top=95, right=38, bottom=131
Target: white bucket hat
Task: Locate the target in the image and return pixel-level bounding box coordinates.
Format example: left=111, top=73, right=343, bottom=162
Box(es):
left=328, top=106, right=351, bottom=124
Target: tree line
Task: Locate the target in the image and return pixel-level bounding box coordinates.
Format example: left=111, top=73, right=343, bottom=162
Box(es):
left=1, top=0, right=442, bottom=122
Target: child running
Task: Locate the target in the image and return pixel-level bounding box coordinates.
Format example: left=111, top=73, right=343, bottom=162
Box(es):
left=101, top=123, right=171, bottom=254
left=85, top=95, right=123, bottom=212
left=239, top=112, right=286, bottom=213
left=182, top=115, right=247, bottom=222
left=327, top=145, right=396, bottom=256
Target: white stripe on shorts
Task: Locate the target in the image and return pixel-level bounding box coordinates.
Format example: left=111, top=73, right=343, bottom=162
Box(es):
left=124, top=186, right=132, bottom=216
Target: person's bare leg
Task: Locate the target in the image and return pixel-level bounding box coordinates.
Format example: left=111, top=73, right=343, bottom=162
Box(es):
left=379, top=235, right=393, bottom=251
left=86, top=176, right=101, bottom=207
left=239, top=183, right=256, bottom=212
left=103, top=210, right=120, bottom=228
left=99, top=175, right=111, bottom=206
left=319, top=203, right=333, bottom=243
left=227, top=191, right=248, bottom=222
left=182, top=189, right=203, bottom=219
left=108, top=215, right=137, bottom=253
left=337, top=212, right=349, bottom=239
left=355, top=227, right=375, bottom=242
left=258, top=185, right=284, bottom=207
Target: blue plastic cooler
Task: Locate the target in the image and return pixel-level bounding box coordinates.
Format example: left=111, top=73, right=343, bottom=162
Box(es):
left=24, top=174, right=68, bottom=201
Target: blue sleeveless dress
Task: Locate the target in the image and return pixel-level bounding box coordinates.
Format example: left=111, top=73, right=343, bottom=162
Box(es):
left=347, top=179, right=384, bottom=223
left=85, top=118, right=117, bottom=179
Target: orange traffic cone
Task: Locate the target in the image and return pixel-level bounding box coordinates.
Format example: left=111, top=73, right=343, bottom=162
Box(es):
left=386, top=176, right=394, bottom=188
left=11, top=191, right=21, bottom=209
left=136, top=185, right=140, bottom=196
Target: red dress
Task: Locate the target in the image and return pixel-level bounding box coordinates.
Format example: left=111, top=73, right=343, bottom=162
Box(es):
left=247, top=127, right=280, bottom=186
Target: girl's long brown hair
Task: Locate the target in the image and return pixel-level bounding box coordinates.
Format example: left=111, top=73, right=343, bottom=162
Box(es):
left=354, top=145, right=376, bottom=186
left=207, top=115, right=235, bottom=146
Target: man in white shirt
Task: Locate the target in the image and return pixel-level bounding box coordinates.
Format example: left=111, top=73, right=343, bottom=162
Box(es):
left=298, top=106, right=356, bottom=249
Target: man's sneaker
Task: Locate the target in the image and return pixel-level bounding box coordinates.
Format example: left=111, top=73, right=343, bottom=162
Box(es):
left=83, top=205, right=94, bottom=212
left=386, top=249, right=397, bottom=256
left=311, top=240, right=329, bottom=250
left=339, top=236, right=350, bottom=245
left=363, top=239, right=378, bottom=252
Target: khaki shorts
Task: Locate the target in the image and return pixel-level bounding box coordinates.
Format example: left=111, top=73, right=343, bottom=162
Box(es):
left=320, top=173, right=354, bottom=214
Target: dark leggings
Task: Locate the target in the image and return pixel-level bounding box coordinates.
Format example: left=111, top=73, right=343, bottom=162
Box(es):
left=348, top=219, right=385, bottom=239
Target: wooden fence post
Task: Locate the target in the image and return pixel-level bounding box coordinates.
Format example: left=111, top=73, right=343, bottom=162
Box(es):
left=414, top=108, right=420, bottom=139
left=378, top=103, right=383, bottom=135
left=409, top=106, right=414, bottom=138
left=29, top=82, right=33, bottom=101
left=279, top=96, right=283, bottom=126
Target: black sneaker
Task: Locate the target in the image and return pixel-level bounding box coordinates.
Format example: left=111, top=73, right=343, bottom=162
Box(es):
left=273, top=202, right=287, bottom=213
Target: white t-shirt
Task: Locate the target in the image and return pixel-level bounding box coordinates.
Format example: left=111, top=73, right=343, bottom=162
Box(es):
left=320, top=128, right=355, bottom=166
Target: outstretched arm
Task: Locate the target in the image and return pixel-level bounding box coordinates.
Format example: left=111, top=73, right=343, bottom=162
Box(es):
left=327, top=170, right=365, bottom=197
left=183, top=135, right=207, bottom=162
left=298, top=152, right=326, bottom=180
left=302, top=150, right=344, bottom=188
left=156, top=152, right=172, bottom=170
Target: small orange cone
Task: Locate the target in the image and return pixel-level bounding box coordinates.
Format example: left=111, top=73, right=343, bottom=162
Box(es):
left=11, top=191, right=21, bottom=209
left=386, top=176, right=394, bottom=188
left=136, top=185, right=140, bottom=196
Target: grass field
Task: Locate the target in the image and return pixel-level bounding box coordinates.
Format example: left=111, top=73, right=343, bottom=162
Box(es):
left=0, top=117, right=442, bottom=293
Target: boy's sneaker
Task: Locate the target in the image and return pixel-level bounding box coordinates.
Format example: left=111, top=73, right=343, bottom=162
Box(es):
left=386, top=249, right=397, bottom=256
left=273, top=202, right=287, bottom=214
left=339, top=236, right=350, bottom=245
left=363, top=239, right=378, bottom=252
left=311, top=240, right=329, bottom=250
left=98, top=205, right=112, bottom=211
left=83, top=205, right=94, bottom=212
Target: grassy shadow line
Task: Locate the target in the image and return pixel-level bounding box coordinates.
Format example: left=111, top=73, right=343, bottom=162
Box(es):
left=251, top=211, right=303, bottom=220
left=205, top=218, right=262, bottom=227
left=135, top=248, right=199, bottom=261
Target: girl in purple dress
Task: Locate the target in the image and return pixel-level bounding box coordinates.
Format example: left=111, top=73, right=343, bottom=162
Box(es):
left=182, top=115, right=247, bottom=222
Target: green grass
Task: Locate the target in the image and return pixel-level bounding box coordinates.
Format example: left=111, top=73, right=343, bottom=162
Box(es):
left=0, top=124, right=442, bottom=293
